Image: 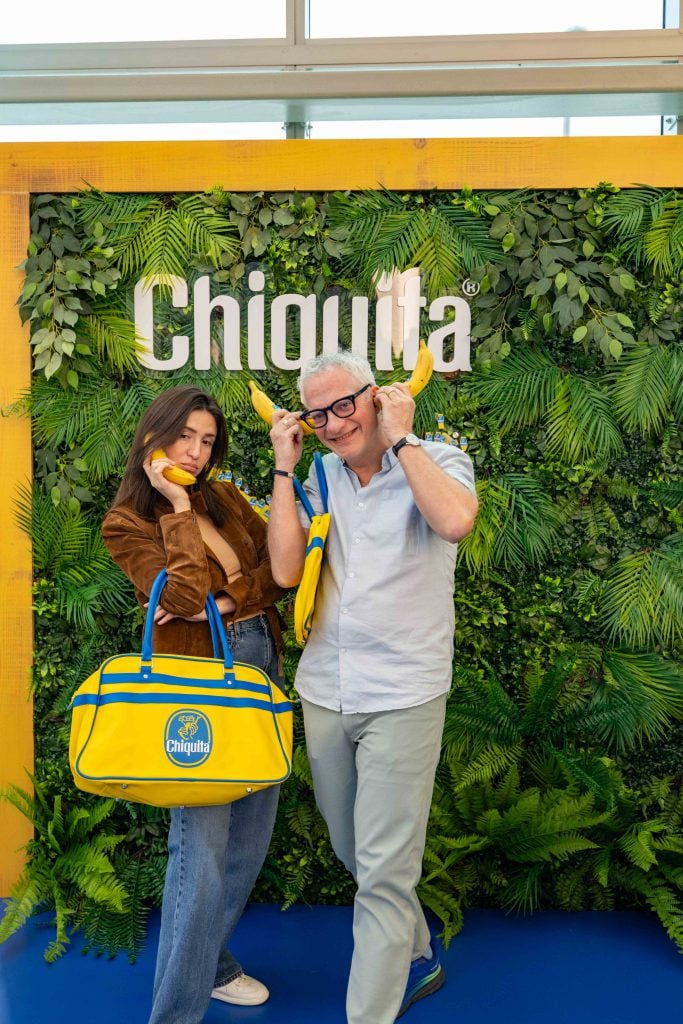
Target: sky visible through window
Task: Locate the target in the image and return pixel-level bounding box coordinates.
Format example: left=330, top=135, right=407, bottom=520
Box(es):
left=0, top=1, right=671, bottom=140
left=308, top=0, right=664, bottom=35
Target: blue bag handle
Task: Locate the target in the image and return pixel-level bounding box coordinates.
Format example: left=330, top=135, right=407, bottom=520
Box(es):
left=141, top=569, right=236, bottom=682
left=292, top=452, right=328, bottom=524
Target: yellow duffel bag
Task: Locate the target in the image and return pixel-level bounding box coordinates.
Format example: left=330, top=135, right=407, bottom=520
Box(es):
left=69, top=570, right=293, bottom=807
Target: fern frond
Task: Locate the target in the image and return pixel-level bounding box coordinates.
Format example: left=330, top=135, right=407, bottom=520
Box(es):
left=453, top=743, right=524, bottom=791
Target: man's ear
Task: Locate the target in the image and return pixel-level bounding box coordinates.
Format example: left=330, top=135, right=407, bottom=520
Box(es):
left=371, top=385, right=381, bottom=409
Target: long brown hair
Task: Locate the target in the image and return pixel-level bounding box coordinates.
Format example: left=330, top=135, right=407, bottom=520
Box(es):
left=111, top=386, right=228, bottom=525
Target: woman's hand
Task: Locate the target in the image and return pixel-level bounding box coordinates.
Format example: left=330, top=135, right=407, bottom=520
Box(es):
left=146, top=592, right=237, bottom=625
left=143, top=453, right=192, bottom=512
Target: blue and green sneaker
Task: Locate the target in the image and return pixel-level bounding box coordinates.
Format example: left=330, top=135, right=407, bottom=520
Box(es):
left=396, top=949, right=445, bottom=1018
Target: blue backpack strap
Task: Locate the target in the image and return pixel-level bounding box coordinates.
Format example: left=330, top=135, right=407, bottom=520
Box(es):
left=313, top=451, right=329, bottom=514
left=293, top=477, right=315, bottom=523
left=291, top=452, right=328, bottom=523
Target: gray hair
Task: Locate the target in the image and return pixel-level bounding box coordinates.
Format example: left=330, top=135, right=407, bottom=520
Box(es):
left=298, top=351, right=376, bottom=402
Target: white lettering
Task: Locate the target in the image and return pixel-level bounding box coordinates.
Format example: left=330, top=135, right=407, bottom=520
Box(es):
left=133, top=275, right=471, bottom=373
left=271, top=293, right=317, bottom=370
left=397, top=275, right=427, bottom=370
left=166, top=739, right=211, bottom=754
left=247, top=271, right=266, bottom=370
left=350, top=296, right=369, bottom=360
left=428, top=297, right=472, bottom=372
left=135, top=275, right=189, bottom=371
left=374, top=294, right=394, bottom=371
left=193, top=276, right=241, bottom=370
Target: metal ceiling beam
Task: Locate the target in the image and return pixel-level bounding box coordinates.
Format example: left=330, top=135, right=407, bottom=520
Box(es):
left=1, top=29, right=681, bottom=73
left=1, top=63, right=681, bottom=107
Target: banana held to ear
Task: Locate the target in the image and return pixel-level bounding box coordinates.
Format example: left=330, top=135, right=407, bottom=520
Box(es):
left=151, top=449, right=197, bottom=487
left=406, top=339, right=434, bottom=397
left=248, top=380, right=315, bottom=435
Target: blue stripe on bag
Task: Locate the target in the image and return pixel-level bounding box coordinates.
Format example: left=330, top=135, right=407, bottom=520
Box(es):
left=100, top=674, right=272, bottom=695
left=72, top=692, right=292, bottom=712
left=305, top=537, right=325, bottom=555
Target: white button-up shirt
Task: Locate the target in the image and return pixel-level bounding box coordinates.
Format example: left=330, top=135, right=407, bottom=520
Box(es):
left=295, top=442, right=476, bottom=713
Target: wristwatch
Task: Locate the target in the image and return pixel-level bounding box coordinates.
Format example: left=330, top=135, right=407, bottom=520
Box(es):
left=392, top=433, right=421, bottom=457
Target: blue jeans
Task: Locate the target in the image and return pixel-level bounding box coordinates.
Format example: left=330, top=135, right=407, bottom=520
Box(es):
left=148, top=614, right=283, bottom=1024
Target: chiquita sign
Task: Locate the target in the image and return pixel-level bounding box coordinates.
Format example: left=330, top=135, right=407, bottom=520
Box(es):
left=134, top=270, right=472, bottom=373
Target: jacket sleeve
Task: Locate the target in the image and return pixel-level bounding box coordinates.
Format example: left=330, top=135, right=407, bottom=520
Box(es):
left=219, top=486, right=288, bottom=617
left=102, top=506, right=212, bottom=617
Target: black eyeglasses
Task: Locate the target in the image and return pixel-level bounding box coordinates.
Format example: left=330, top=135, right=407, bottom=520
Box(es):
left=299, top=383, right=372, bottom=430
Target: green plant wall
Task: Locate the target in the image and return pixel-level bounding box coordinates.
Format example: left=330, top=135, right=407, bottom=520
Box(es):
left=1, top=182, right=682, bottom=961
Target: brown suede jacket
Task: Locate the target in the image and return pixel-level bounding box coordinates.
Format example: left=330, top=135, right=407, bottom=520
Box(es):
left=102, top=481, right=286, bottom=659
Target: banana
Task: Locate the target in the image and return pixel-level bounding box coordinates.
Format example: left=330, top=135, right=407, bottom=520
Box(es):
left=249, top=344, right=432, bottom=437
left=151, top=449, right=197, bottom=487
left=248, top=380, right=315, bottom=435
left=406, top=339, right=434, bottom=397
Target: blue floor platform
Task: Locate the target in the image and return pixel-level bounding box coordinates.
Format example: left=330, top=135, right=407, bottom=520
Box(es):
left=1, top=904, right=681, bottom=1024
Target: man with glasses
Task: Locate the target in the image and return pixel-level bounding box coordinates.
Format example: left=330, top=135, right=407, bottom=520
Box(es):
left=268, top=351, right=477, bottom=1024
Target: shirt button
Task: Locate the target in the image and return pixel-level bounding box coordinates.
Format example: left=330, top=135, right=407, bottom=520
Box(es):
left=341, top=607, right=348, bottom=614
left=348, top=571, right=355, bottom=578
left=354, top=537, right=360, bottom=544
left=357, top=502, right=365, bottom=508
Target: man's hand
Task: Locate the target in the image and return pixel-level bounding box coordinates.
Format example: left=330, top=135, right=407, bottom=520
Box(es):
left=373, top=382, right=415, bottom=448
left=270, top=408, right=304, bottom=472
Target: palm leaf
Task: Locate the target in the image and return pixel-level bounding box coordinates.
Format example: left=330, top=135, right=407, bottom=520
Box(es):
left=600, top=541, right=683, bottom=649
left=176, top=193, right=241, bottom=268
left=328, top=189, right=499, bottom=297
left=590, top=650, right=683, bottom=751
left=643, top=202, right=683, bottom=277
left=435, top=202, right=503, bottom=268
left=82, top=311, right=143, bottom=373
left=76, top=188, right=161, bottom=244
left=545, top=374, right=624, bottom=463
left=468, top=348, right=561, bottom=432
left=609, top=344, right=673, bottom=437
left=458, top=473, right=563, bottom=574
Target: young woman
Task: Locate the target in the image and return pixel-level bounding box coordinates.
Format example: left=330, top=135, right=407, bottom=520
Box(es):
left=103, top=385, right=286, bottom=1024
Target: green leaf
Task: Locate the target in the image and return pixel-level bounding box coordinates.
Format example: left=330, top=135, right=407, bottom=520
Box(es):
left=44, top=352, right=62, bottom=379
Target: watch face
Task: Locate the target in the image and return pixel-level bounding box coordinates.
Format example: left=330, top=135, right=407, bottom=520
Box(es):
left=406, top=433, right=420, bottom=446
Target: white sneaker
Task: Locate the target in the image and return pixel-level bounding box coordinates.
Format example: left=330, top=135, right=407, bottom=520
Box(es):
left=211, top=973, right=270, bottom=1006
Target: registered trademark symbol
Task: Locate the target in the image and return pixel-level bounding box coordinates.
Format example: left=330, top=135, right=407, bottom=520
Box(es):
left=461, top=278, right=480, bottom=297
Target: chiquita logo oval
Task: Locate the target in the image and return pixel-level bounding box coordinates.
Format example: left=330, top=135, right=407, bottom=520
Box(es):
left=164, top=709, right=213, bottom=767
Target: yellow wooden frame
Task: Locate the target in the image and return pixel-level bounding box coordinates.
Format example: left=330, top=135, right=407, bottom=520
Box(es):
left=1, top=136, right=681, bottom=893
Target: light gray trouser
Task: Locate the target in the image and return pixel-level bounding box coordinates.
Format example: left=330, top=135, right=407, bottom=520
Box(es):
left=301, top=693, right=447, bottom=1024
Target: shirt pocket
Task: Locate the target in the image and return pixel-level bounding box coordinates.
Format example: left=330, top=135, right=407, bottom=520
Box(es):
left=379, top=488, right=420, bottom=555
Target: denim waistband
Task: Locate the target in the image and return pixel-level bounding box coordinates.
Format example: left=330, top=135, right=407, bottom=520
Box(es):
left=223, top=612, right=269, bottom=641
